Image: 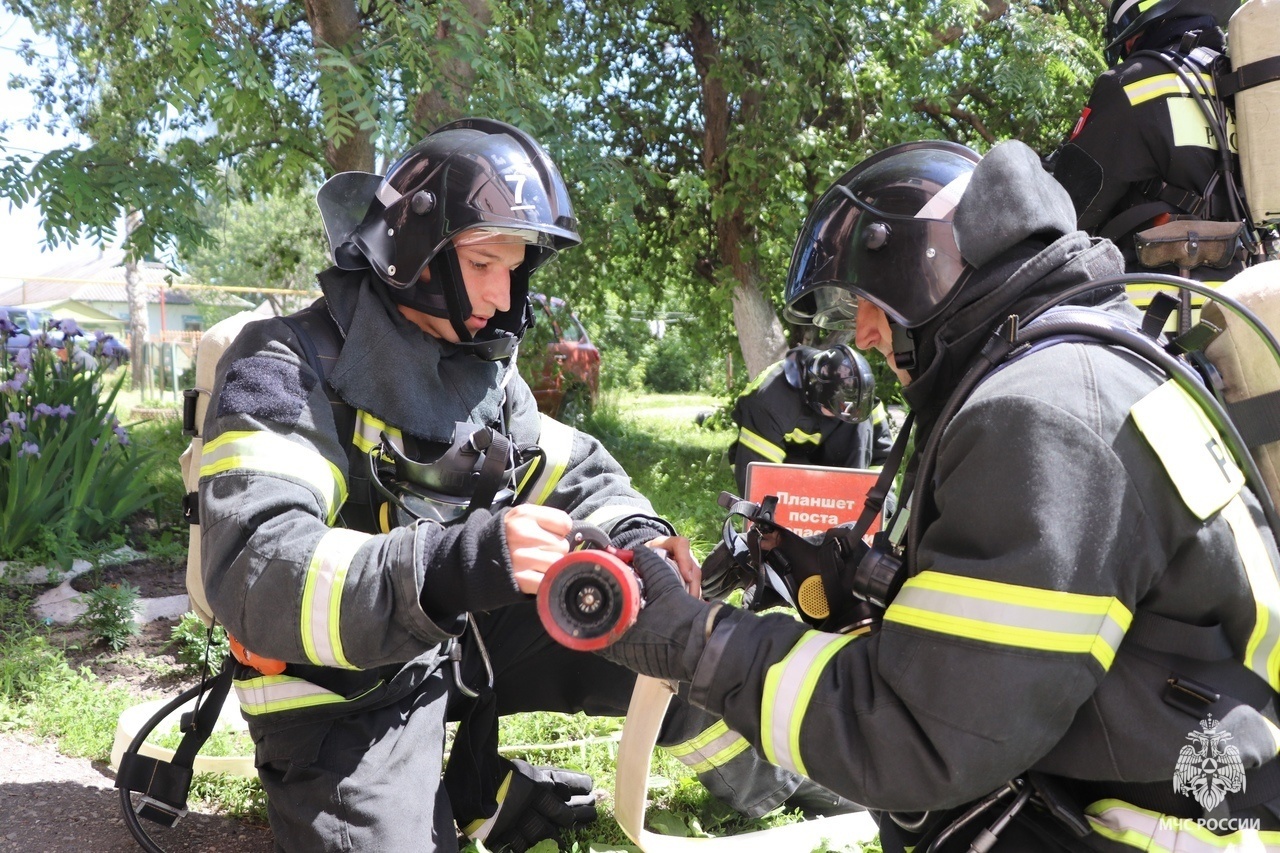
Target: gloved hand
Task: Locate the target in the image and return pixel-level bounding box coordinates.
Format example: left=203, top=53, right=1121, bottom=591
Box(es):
left=699, top=540, right=754, bottom=601
left=460, top=758, right=597, bottom=853
left=597, top=545, right=720, bottom=682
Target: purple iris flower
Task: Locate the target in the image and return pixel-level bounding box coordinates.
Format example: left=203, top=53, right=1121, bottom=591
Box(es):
left=33, top=403, right=54, bottom=418
left=0, top=372, right=28, bottom=393
left=52, top=318, right=84, bottom=337
left=5, top=411, right=26, bottom=431
left=0, top=310, right=15, bottom=335
left=55, top=404, right=74, bottom=418
left=14, top=348, right=31, bottom=370
left=18, top=441, right=39, bottom=458
left=113, top=424, right=129, bottom=446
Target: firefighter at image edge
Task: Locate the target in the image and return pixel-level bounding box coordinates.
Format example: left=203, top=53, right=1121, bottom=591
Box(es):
left=596, top=139, right=1280, bottom=851
left=195, top=118, right=853, bottom=853
left=1050, top=0, right=1249, bottom=281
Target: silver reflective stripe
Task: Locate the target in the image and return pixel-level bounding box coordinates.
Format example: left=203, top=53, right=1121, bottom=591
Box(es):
left=584, top=504, right=648, bottom=534
left=524, top=414, right=576, bottom=505
left=200, top=429, right=347, bottom=525
left=352, top=410, right=404, bottom=455
left=666, top=720, right=751, bottom=774
left=1220, top=495, right=1280, bottom=691
left=761, top=631, right=856, bottom=775
left=234, top=674, right=358, bottom=715
left=300, top=528, right=372, bottom=669
left=1087, top=800, right=1280, bottom=850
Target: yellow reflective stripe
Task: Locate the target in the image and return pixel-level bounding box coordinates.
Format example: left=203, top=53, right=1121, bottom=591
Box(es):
left=666, top=720, right=751, bottom=774
left=885, top=572, right=1133, bottom=670
left=352, top=410, right=404, bottom=454
left=741, top=361, right=784, bottom=397
left=465, top=771, right=515, bottom=840
left=524, top=414, right=576, bottom=505
left=1124, top=280, right=1220, bottom=310
left=761, top=631, right=856, bottom=775
left=1086, top=799, right=1280, bottom=850
left=1131, top=380, right=1243, bottom=520
left=200, top=430, right=347, bottom=525
left=1124, top=72, right=1214, bottom=106
left=784, top=427, right=823, bottom=446
left=739, top=427, right=787, bottom=463
left=1220, top=495, right=1280, bottom=690
left=871, top=402, right=887, bottom=424
left=234, top=673, right=379, bottom=715
left=300, top=528, right=372, bottom=669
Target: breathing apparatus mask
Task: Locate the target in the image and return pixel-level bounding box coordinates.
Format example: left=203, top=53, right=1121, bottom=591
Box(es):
left=317, top=117, right=581, bottom=362
left=713, top=408, right=914, bottom=633
left=367, top=423, right=517, bottom=531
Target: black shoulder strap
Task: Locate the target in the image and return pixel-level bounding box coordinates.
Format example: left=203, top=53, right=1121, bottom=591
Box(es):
left=280, top=299, right=355, bottom=450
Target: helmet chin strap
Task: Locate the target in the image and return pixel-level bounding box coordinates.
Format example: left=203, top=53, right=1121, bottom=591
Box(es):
left=891, top=322, right=917, bottom=374
left=382, top=247, right=534, bottom=362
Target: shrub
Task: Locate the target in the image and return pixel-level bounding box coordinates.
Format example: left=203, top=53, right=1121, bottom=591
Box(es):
left=168, top=611, right=229, bottom=674
left=0, top=314, right=160, bottom=564
left=77, top=582, right=142, bottom=650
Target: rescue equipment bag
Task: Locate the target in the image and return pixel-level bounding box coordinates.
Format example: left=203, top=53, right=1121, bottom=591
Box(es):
left=1224, top=0, right=1280, bottom=227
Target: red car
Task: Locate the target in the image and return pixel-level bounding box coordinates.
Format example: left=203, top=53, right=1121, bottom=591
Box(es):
left=522, top=293, right=600, bottom=423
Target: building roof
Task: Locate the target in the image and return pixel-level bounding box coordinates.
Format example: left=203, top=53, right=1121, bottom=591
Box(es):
left=0, top=248, right=197, bottom=306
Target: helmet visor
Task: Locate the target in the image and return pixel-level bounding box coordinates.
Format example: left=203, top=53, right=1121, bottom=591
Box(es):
left=784, top=144, right=977, bottom=330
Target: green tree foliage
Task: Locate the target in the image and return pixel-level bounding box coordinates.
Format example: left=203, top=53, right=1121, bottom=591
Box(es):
left=183, top=186, right=331, bottom=318
left=0, top=0, right=1106, bottom=381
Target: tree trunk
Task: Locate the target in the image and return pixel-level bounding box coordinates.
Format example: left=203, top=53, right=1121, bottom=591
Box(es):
left=687, top=13, right=787, bottom=380
left=303, top=0, right=376, bottom=172
left=123, top=210, right=150, bottom=391
left=412, top=0, right=493, bottom=135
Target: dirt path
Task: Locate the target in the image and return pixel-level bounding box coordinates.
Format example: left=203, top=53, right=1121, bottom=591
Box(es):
left=0, top=730, right=273, bottom=852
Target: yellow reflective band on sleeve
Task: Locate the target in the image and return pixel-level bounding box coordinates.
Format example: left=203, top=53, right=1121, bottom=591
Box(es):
left=521, top=414, right=576, bottom=505
left=761, top=631, right=857, bottom=776
left=234, top=673, right=380, bottom=715
left=1124, top=72, right=1214, bottom=106
left=352, top=410, right=404, bottom=455
left=464, top=771, right=515, bottom=840
left=884, top=572, right=1133, bottom=670
left=1124, top=280, right=1219, bottom=311
left=872, top=403, right=887, bottom=424
left=784, top=427, right=823, bottom=446
left=1220, top=495, right=1280, bottom=691
left=300, top=528, right=372, bottom=669
left=200, top=430, right=347, bottom=525
left=665, top=720, right=751, bottom=774
left=738, top=428, right=787, bottom=463
left=1131, top=380, right=1243, bottom=520
left=1086, top=799, right=1280, bottom=850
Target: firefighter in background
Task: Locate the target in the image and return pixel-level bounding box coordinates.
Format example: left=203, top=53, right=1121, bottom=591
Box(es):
left=1051, top=0, right=1246, bottom=281
left=597, top=140, right=1280, bottom=851
left=729, top=343, right=893, bottom=495
left=197, top=119, right=844, bottom=853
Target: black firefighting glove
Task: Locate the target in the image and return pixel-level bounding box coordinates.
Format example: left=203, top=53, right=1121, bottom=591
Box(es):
left=459, top=758, right=597, bottom=853
left=597, top=545, right=724, bottom=683
left=699, top=540, right=754, bottom=601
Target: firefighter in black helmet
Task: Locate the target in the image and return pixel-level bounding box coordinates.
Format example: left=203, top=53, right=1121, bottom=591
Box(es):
left=728, top=343, right=893, bottom=495
left=197, top=119, right=846, bottom=853
left=596, top=139, right=1280, bottom=851
left=1051, top=0, right=1246, bottom=282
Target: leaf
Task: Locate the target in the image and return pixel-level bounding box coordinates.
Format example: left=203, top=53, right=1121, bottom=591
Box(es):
left=647, top=810, right=690, bottom=837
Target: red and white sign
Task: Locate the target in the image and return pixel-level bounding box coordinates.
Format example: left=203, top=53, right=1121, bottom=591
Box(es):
left=745, top=462, right=882, bottom=539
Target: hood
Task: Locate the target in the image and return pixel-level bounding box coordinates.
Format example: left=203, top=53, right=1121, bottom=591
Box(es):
left=317, top=267, right=507, bottom=441
left=903, top=233, right=1127, bottom=445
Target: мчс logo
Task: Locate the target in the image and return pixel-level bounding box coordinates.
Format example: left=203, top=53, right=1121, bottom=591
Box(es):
left=1172, top=715, right=1245, bottom=812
